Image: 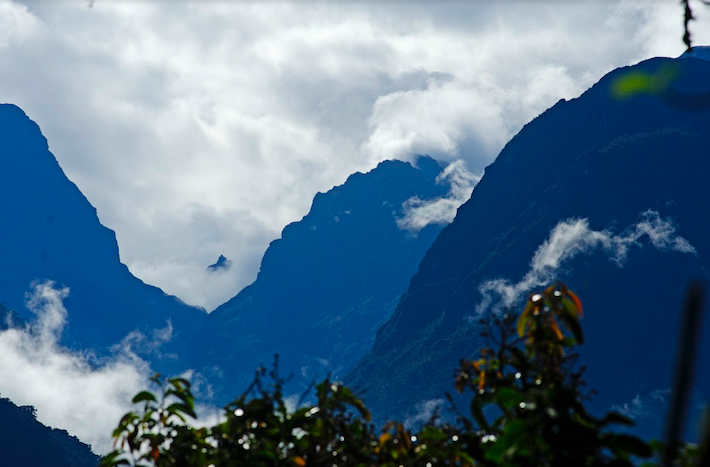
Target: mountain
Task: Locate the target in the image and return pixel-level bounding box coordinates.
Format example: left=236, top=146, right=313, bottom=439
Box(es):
left=0, top=396, right=99, bottom=467
left=189, top=156, right=452, bottom=403
left=682, top=45, right=710, bottom=62
left=347, top=56, right=710, bottom=436
left=0, top=104, right=206, bottom=366
left=207, top=255, right=232, bottom=272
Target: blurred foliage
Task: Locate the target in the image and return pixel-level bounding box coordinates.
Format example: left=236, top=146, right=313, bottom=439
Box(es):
left=102, top=282, right=705, bottom=466
left=611, top=64, right=680, bottom=100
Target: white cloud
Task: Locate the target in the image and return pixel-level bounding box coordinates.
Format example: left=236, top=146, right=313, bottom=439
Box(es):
left=476, top=211, right=696, bottom=314
left=0, top=1, right=38, bottom=47
left=1, top=0, right=708, bottom=308
left=397, top=160, right=481, bottom=232
left=0, top=282, right=154, bottom=453
left=404, top=398, right=445, bottom=429
left=611, top=388, right=670, bottom=420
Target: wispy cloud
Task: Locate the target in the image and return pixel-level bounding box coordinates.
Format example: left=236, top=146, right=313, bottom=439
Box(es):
left=404, top=398, right=445, bottom=429
left=612, top=388, right=670, bottom=420
left=0, top=282, right=155, bottom=453
left=476, top=211, right=696, bottom=314
left=397, top=160, right=481, bottom=232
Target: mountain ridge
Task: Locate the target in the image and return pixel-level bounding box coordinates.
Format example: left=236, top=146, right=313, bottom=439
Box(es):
left=347, top=56, right=710, bottom=435
left=0, top=103, right=206, bottom=368
left=189, top=156, right=455, bottom=403
left=0, top=396, right=99, bottom=467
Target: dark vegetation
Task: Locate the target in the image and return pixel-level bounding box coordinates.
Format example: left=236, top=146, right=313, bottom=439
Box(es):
left=0, top=396, right=99, bottom=467
left=0, top=303, right=99, bottom=466
left=102, top=283, right=707, bottom=466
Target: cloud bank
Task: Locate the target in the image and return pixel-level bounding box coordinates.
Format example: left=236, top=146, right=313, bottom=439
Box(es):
left=1, top=1, right=709, bottom=308
left=476, top=211, right=696, bottom=314
left=0, top=282, right=151, bottom=453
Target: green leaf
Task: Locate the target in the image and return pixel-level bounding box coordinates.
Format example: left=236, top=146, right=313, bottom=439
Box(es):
left=420, top=426, right=448, bottom=442
left=559, top=300, right=584, bottom=344
left=485, top=420, right=526, bottom=462
left=615, top=434, right=653, bottom=458
left=167, top=402, right=197, bottom=419
left=168, top=377, right=192, bottom=390
left=470, top=396, right=491, bottom=431
left=517, top=304, right=533, bottom=337
left=99, top=451, right=130, bottom=467
left=600, top=411, right=635, bottom=427
left=610, top=65, right=678, bottom=99
left=132, top=391, right=157, bottom=404
left=495, top=387, right=525, bottom=410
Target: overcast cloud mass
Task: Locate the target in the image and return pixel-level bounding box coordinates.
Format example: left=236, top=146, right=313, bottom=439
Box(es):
left=1, top=0, right=709, bottom=311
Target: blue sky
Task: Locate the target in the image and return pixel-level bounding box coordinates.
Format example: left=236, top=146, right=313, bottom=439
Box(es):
left=2, top=0, right=709, bottom=310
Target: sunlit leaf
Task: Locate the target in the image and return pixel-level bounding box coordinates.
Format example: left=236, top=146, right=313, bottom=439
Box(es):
left=568, top=291, right=583, bottom=317
left=549, top=318, right=564, bottom=341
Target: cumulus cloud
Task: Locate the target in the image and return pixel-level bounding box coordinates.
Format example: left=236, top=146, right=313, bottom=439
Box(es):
left=397, top=160, right=481, bottom=232
left=476, top=211, right=696, bottom=314
left=1, top=0, right=709, bottom=308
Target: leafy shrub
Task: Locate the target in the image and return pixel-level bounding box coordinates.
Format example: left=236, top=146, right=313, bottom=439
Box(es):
left=102, top=283, right=700, bottom=466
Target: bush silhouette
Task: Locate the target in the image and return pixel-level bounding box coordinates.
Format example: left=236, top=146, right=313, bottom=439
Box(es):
left=102, top=283, right=703, bottom=466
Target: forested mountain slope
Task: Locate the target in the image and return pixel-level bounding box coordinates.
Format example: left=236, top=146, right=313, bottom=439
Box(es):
left=190, top=157, right=452, bottom=403
left=0, top=396, right=99, bottom=467
left=348, top=56, right=710, bottom=436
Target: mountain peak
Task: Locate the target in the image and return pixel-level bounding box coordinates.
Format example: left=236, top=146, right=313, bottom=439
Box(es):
left=207, top=255, right=232, bottom=272
left=189, top=156, right=451, bottom=403
left=680, top=45, right=710, bottom=62
left=347, top=56, right=710, bottom=427
left=0, top=104, right=206, bottom=368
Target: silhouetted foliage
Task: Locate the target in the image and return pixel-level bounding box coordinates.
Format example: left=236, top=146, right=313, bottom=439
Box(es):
left=682, top=0, right=710, bottom=51
left=102, top=283, right=704, bottom=466
left=0, top=396, right=99, bottom=467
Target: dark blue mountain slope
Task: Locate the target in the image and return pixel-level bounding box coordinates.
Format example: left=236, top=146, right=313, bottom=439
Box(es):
left=347, top=56, right=710, bottom=438
left=0, top=395, right=99, bottom=467
left=0, top=104, right=206, bottom=366
left=189, top=156, right=450, bottom=403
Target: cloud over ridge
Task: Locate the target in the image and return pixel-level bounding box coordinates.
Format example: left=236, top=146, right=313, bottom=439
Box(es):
left=397, top=160, right=481, bottom=232
left=0, top=282, right=151, bottom=453
left=476, top=210, right=697, bottom=314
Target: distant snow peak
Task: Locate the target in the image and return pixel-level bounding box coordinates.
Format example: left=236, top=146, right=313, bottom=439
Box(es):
left=397, top=159, right=481, bottom=232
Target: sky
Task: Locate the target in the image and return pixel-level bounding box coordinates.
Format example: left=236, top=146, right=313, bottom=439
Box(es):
left=1, top=0, right=710, bottom=311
